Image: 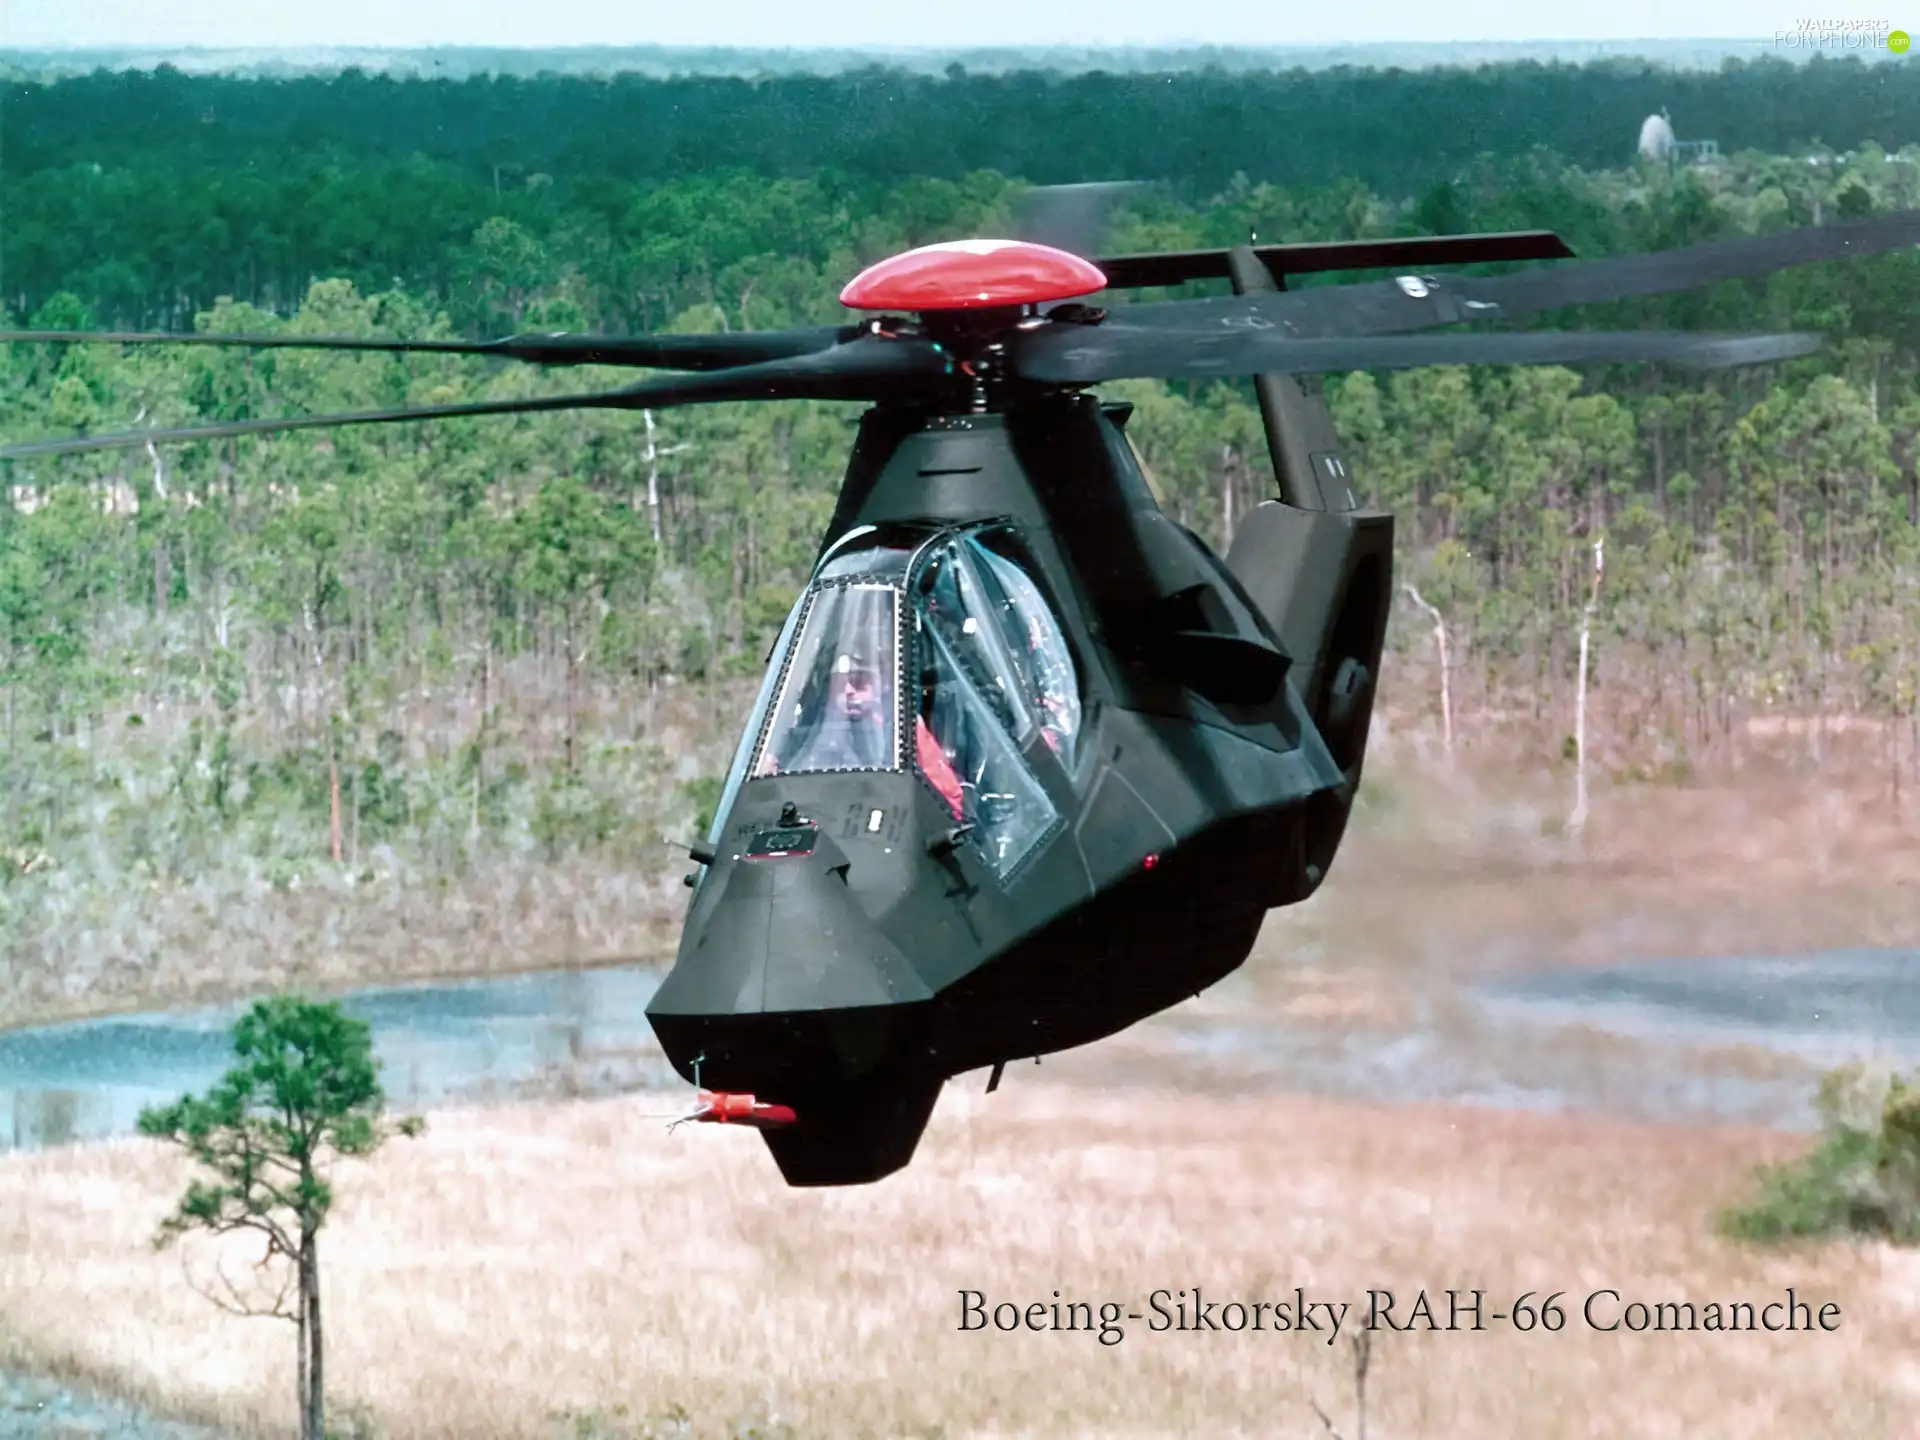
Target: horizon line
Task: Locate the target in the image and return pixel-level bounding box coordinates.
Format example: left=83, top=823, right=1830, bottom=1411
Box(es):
left=3, top=38, right=1785, bottom=52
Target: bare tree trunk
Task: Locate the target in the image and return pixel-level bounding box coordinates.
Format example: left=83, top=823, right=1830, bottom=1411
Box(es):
left=1356, top=1330, right=1370, bottom=1440
left=565, top=605, right=578, bottom=774
left=296, top=1243, right=311, bottom=1440
left=302, top=1232, right=324, bottom=1440
left=1402, top=584, right=1454, bottom=757
left=1221, top=445, right=1235, bottom=552
left=471, top=637, right=488, bottom=847
left=1890, top=699, right=1902, bottom=824
left=1569, top=536, right=1607, bottom=835
left=329, top=753, right=343, bottom=864
left=644, top=410, right=663, bottom=545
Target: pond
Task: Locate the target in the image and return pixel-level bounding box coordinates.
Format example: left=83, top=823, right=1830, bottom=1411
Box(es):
left=1479, top=949, right=1920, bottom=1063
left=3, top=949, right=1917, bottom=1153
left=1136, top=949, right=1920, bottom=1132
left=0, top=966, right=670, bottom=1153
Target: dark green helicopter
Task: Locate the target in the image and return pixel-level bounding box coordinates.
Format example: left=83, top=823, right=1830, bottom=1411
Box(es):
left=6, top=193, right=1918, bottom=1187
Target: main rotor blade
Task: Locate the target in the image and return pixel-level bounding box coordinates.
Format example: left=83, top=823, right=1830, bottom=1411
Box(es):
left=1092, top=231, right=1576, bottom=290
left=1012, top=182, right=1145, bottom=259
left=1107, top=210, right=1920, bottom=339
left=1012, top=326, right=1825, bottom=383
left=0, top=335, right=950, bottom=459
left=0, top=325, right=859, bottom=371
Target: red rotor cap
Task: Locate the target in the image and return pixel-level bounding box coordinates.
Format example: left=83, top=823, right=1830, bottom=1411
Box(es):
left=840, top=239, right=1108, bottom=311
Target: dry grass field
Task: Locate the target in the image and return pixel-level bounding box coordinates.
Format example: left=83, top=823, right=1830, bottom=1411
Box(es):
left=3, top=1079, right=1916, bottom=1440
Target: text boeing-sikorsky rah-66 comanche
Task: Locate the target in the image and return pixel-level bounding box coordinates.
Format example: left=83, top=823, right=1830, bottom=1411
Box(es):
left=6, top=190, right=1919, bottom=1185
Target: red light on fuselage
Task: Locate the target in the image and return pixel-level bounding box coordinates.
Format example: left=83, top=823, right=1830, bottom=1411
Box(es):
left=1143, top=854, right=1159, bottom=870
left=840, top=239, right=1107, bottom=311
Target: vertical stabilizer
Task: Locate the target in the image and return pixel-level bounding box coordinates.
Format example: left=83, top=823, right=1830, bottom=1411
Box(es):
left=1221, top=245, right=1394, bottom=900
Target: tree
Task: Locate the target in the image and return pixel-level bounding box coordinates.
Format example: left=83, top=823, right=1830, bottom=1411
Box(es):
left=1569, top=534, right=1606, bottom=834
left=1402, top=583, right=1456, bottom=758
left=512, top=472, right=654, bottom=771
left=137, top=996, right=425, bottom=1440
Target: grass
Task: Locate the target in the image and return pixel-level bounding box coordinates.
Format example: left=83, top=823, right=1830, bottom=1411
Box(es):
left=0, top=1077, right=1912, bottom=1439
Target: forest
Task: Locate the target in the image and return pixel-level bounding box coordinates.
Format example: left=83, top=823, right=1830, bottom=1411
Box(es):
left=7, top=54, right=1920, bottom=323
left=2, top=59, right=1919, bottom=1012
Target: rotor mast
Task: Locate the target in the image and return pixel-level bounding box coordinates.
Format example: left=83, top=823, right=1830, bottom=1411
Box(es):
left=1224, top=245, right=1345, bottom=514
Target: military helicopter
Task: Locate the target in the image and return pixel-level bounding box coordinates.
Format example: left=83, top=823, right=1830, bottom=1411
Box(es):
left=6, top=192, right=1919, bottom=1187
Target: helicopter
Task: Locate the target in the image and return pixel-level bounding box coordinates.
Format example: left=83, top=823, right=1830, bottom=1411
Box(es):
left=5, top=190, right=1919, bottom=1187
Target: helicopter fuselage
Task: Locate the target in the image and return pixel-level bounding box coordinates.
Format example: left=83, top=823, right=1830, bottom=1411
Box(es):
left=645, top=390, right=1394, bottom=1186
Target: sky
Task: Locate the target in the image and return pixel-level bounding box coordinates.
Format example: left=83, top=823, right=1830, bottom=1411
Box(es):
left=2, top=0, right=1790, bottom=51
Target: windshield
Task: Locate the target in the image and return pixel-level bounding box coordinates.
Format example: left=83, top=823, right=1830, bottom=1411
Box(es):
left=916, top=530, right=1083, bottom=771
left=910, top=526, right=1076, bottom=880
left=752, top=582, right=902, bottom=777
left=705, top=589, right=809, bottom=850
left=815, top=527, right=919, bottom=585
left=916, top=620, right=1058, bottom=879
left=966, top=532, right=1083, bottom=771
left=920, top=542, right=1035, bottom=749
left=713, top=523, right=1075, bottom=883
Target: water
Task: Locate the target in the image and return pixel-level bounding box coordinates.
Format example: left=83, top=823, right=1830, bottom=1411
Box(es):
left=4, top=950, right=1919, bottom=1156
left=1138, top=950, right=1920, bottom=1132
left=1480, top=949, right=1920, bottom=1064
left=0, top=966, right=669, bottom=1153
left=0, top=1371, right=230, bottom=1440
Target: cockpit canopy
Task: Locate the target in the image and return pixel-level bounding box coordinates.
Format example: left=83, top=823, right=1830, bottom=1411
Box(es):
left=754, top=581, right=902, bottom=777
left=707, top=520, right=1084, bottom=882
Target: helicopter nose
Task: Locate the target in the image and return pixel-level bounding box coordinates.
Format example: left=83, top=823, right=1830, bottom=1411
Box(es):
left=645, top=830, right=933, bottom=1094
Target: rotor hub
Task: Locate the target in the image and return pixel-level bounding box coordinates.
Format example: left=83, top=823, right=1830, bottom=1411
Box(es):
left=840, top=239, right=1108, bottom=312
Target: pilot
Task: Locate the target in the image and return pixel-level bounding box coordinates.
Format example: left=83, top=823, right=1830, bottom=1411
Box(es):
left=767, top=648, right=968, bottom=825
left=806, top=651, right=893, bottom=770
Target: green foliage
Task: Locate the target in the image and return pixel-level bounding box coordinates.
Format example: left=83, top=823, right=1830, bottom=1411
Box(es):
left=10, top=59, right=1920, bottom=324
left=531, top=779, right=609, bottom=858
left=682, top=775, right=726, bottom=838
left=136, top=996, right=424, bottom=1251
left=1721, top=1063, right=1920, bottom=1244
